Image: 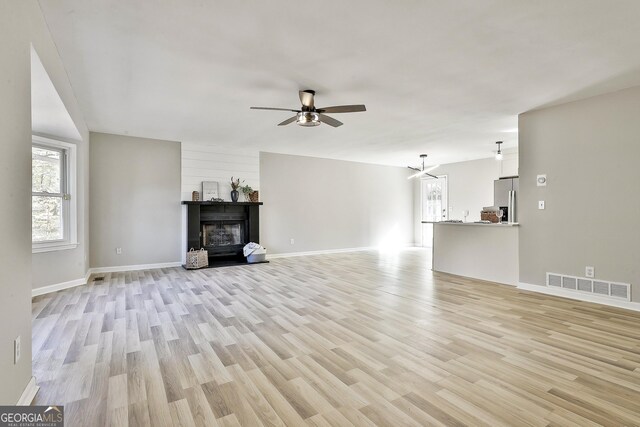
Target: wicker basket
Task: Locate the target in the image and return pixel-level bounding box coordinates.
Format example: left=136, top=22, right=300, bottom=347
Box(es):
left=480, top=211, right=499, bottom=223
left=248, top=191, right=259, bottom=203
left=185, top=248, right=208, bottom=269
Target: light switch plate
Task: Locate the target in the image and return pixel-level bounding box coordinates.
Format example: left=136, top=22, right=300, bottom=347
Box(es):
left=537, top=174, right=547, bottom=186
left=538, top=200, right=545, bottom=210
left=14, top=336, right=21, bottom=364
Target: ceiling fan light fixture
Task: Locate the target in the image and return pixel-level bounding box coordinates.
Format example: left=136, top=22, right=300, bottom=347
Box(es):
left=297, top=112, right=321, bottom=127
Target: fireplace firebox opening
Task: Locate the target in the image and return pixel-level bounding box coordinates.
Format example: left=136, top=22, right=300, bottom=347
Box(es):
left=202, top=222, right=245, bottom=248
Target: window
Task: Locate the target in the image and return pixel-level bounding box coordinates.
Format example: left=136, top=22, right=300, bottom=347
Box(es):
left=32, top=135, right=77, bottom=252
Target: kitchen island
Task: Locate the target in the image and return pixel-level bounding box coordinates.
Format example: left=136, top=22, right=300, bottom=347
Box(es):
left=425, top=221, right=519, bottom=286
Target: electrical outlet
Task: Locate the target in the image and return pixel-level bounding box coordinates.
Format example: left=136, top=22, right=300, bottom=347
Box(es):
left=538, top=200, right=545, bottom=210
left=290, top=238, right=295, bottom=245
left=585, top=266, right=595, bottom=278
left=116, top=247, right=122, bottom=255
left=14, top=336, right=21, bottom=364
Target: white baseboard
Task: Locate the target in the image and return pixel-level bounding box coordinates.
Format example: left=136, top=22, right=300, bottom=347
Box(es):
left=88, top=261, right=182, bottom=274
left=268, top=246, right=377, bottom=259
left=268, top=244, right=421, bottom=259
left=17, top=377, right=39, bottom=405
left=518, top=282, right=640, bottom=313
left=32, top=262, right=182, bottom=297
left=32, top=269, right=92, bottom=297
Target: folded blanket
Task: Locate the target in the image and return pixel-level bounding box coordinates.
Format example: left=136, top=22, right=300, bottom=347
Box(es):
left=243, top=242, right=263, bottom=257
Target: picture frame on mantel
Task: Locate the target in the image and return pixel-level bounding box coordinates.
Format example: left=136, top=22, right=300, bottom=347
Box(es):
left=202, top=181, right=219, bottom=201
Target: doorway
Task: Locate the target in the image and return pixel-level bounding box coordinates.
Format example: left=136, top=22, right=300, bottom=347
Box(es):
left=420, top=175, right=448, bottom=247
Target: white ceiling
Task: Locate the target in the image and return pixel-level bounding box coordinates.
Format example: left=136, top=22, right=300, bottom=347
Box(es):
left=38, top=0, right=640, bottom=167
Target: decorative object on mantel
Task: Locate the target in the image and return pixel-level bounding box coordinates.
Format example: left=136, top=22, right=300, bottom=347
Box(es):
left=185, top=248, right=208, bottom=269
left=191, top=191, right=200, bottom=202
left=248, top=190, right=259, bottom=202
left=240, top=184, right=253, bottom=202
left=202, top=181, right=219, bottom=201
left=230, top=177, right=243, bottom=202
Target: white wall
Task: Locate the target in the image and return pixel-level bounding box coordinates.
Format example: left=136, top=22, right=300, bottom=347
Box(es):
left=181, top=142, right=259, bottom=201
left=0, top=0, right=90, bottom=404
left=90, top=133, right=182, bottom=269
left=260, top=152, right=414, bottom=254
left=519, top=86, right=640, bottom=302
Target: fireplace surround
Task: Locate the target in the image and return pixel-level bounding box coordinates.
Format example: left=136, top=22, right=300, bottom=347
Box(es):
left=182, top=201, right=263, bottom=267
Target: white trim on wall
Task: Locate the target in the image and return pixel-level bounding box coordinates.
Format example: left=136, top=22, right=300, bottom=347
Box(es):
left=268, top=244, right=417, bottom=259
left=32, top=261, right=182, bottom=297
left=268, top=246, right=378, bottom=259
left=16, top=377, right=39, bottom=405
left=518, top=282, right=640, bottom=313
left=88, top=261, right=182, bottom=274
left=32, top=270, right=91, bottom=297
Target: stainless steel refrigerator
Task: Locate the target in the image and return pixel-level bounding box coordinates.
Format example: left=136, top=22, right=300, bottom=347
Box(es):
left=494, top=177, right=519, bottom=223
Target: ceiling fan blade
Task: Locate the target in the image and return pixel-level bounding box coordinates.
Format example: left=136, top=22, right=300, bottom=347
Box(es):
left=318, top=114, right=343, bottom=127
left=250, top=107, right=300, bottom=112
left=316, top=104, right=366, bottom=114
left=407, top=166, right=421, bottom=172
left=277, top=116, right=297, bottom=126
left=299, top=90, right=315, bottom=108
left=407, top=164, right=440, bottom=179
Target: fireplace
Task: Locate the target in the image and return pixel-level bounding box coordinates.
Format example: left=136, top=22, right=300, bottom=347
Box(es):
left=202, top=222, right=244, bottom=248
left=183, top=201, right=262, bottom=267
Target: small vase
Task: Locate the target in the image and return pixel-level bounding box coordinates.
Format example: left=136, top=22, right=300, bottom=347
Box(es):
left=231, top=190, right=239, bottom=202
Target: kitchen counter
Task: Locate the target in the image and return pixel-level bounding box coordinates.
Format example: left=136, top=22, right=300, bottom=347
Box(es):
left=430, top=221, right=519, bottom=286
left=422, top=221, right=519, bottom=227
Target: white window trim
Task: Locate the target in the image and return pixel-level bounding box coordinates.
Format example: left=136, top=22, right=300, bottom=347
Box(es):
left=32, top=135, right=78, bottom=253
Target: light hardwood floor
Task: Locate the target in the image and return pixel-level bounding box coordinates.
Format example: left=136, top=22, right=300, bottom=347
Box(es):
left=32, top=249, right=640, bottom=426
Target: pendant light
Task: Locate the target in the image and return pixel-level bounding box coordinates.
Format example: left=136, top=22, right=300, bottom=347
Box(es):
left=495, top=141, right=503, bottom=160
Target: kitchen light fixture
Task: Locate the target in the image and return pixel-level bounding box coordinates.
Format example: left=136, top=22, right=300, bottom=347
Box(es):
left=407, top=154, right=440, bottom=179
left=495, top=141, right=503, bottom=160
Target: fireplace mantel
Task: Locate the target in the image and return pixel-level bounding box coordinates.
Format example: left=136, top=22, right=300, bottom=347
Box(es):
left=182, top=201, right=263, bottom=268
left=181, top=201, right=263, bottom=206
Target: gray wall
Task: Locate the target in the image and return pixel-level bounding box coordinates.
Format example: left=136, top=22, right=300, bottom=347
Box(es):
left=0, top=2, right=33, bottom=404
left=90, top=133, right=182, bottom=268
left=260, top=152, right=414, bottom=254
left=29, top=9, right=91, bottom=292
left=519, top=86, right=640, bottom=301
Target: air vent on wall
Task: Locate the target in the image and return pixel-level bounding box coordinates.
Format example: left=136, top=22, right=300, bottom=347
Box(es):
left=547, top=273, right=631, bottom=301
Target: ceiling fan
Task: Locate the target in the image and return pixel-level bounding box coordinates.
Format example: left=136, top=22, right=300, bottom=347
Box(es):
left=250, top=90, right=366, bottom=127
left=407, top=154, right=440, bottom=179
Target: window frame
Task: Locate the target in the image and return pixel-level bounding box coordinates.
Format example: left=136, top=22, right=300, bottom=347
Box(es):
left=32, top=135, right=78, bottom=253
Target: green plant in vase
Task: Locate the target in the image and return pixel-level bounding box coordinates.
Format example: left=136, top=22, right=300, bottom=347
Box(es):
left=240, top=184, right=254, bottom=202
